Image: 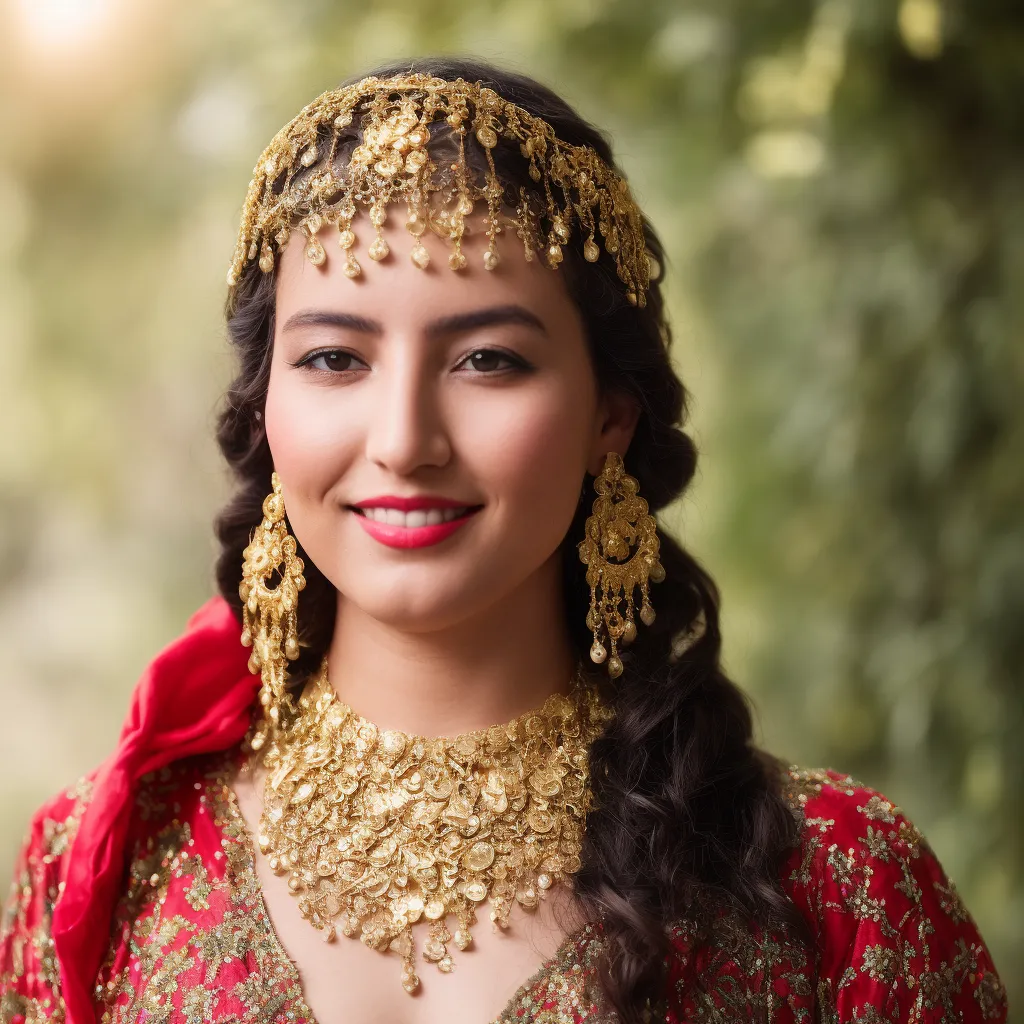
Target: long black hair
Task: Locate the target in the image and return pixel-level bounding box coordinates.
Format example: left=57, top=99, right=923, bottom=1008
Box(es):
left=214, top=56, right=805, bottom=1022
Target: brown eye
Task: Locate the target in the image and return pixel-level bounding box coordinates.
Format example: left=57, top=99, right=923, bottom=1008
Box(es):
left=302, top=350, right=366, bottom=373
left=460, top=349, right=520, bottom=373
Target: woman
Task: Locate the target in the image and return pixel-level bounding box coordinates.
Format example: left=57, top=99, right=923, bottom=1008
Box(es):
left=0, top=56, right=1007, bottom=1024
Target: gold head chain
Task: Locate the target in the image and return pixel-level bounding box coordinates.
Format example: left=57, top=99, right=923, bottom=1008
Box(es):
left=227, top=72, right=651, bottom=307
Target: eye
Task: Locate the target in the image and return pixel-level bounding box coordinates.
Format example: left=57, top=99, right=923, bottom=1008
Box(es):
left=298, top=349, right=367, bottom=374
left=456, top=348, right=527, bottom=374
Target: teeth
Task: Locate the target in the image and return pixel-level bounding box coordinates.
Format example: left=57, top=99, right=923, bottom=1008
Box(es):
left=358, top=506, right=470, bottom=527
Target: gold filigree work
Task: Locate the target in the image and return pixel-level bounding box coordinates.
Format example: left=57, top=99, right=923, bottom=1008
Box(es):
left=251, top=658, right=613, bottom=994
left=239, top=471, right=307, bottom=752
left=578, top=453, right=664, bottom=679
left=227, top=73, right=652, bottom=307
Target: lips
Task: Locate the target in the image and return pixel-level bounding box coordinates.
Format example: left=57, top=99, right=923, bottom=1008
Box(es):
left=347, top=498, right=483, bottom=549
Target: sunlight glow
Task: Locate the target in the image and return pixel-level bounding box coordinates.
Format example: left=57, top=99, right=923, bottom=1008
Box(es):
left=13, top=0, right=121, bottom=53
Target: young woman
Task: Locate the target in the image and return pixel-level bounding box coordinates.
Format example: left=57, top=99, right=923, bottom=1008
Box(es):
left=0, top=57, right=1006, bottom=1024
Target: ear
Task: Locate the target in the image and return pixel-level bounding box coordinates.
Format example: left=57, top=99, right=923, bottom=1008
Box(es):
left=587, top=390, right=642, bottom=477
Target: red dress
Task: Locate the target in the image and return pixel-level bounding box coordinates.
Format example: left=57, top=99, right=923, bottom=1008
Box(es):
left=1, top=750, right=1007, bottom=1023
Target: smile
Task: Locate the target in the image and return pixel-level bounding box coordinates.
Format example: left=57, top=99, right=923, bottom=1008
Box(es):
left=349, top=505, right=483, bottom=549
left=355, top=506, right=471, bottom=527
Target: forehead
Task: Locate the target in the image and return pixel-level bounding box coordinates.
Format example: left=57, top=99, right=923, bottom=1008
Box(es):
left=273, top=206, right=583, bottom=334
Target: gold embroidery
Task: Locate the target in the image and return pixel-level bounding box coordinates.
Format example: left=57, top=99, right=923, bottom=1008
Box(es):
left=1, top=775, right=93, bottom=1024
left=859, top=943, right=899, bottom=984
left=182, top=860, right=212, bottom=912
left=933, top=878, right=969, bottom=924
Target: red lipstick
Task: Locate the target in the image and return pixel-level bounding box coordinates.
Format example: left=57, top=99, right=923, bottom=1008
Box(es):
left=349, top=496, right=482, bottom=549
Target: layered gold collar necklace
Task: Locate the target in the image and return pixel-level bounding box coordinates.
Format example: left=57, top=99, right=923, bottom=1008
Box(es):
left=252, top=657, right=612, bottom=993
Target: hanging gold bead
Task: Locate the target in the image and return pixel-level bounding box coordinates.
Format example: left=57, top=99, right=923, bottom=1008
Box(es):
left=475, top=125, right=498, bottom=148
left=410, top=241, right=431, bottom=269
left=305, top=236, right=326, bottom=266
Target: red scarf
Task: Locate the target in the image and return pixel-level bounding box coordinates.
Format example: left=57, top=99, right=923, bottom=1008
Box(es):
left=51, top=595, right=258, bottom=1024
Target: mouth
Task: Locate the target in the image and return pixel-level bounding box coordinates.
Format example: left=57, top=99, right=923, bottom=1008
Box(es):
left=346, top=504, right=484, bottom=549
left=348, top=505, right=482, bottom=527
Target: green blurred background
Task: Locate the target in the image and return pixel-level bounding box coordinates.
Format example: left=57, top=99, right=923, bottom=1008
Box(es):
left=0, top=0, right=1020, bottom=1004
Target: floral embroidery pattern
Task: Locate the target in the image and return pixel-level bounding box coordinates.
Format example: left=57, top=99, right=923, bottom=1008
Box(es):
left=0, top=760, right=1007, bottom=1023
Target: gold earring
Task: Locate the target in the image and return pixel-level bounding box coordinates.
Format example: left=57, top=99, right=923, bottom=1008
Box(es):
left=239, top=471, right=306, bottom=749
left=578, top=452, right=665, bottom=679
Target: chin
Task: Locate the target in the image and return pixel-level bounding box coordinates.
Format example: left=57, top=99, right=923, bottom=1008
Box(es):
left=339, top=574, right=499, bottom=633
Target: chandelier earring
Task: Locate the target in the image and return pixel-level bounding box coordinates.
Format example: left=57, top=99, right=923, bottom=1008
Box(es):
left=577, top=452, right=665, bottom=679
left=239, top=471, right=306, bottom=750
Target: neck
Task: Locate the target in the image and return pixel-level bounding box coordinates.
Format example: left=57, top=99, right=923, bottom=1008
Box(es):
left=324, top=554, right=577, bottom=737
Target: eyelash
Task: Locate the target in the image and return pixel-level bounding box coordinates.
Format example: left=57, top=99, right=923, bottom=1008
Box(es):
left=294, top=347, right=531, bottom=376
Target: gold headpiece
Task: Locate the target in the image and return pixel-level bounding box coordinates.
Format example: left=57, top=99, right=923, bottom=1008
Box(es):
left=227, top=72, right=651, bottom=307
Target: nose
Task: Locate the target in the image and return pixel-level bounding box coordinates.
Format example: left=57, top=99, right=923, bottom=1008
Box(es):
left=363, top=346, right=452, bottom=475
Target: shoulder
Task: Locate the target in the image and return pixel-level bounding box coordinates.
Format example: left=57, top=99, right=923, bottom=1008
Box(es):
left=1, top=772, right=96, bottom=1021
left=777, top=765, right=1007, bottom=1021
left=0, top=751, right=242, bottom=1022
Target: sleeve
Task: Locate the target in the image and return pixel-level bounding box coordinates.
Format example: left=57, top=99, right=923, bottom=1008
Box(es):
left=1, top=778, right=94, bottom=1024
left=782, top=768, right=1007, bottom=1023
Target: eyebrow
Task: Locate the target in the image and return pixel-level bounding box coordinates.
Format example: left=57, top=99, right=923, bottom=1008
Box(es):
left=280, top=304, right=548, bottom=341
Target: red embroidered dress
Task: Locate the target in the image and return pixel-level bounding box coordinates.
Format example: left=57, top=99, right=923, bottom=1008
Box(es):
left=0, top=601, right=1009, bottom=1023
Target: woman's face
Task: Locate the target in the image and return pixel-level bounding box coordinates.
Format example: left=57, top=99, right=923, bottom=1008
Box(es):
left=264, top=208, right=637, bottom=633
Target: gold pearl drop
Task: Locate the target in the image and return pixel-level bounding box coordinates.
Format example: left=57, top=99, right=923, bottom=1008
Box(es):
left=410, top=242, right=431, bottom=269
left=305, top=237, right=326, bottom=266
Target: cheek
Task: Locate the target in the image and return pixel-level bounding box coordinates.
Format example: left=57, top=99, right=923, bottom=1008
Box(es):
left=457, top=378, right=594, bottom=516
left=263, top=366, right=355, bottom=494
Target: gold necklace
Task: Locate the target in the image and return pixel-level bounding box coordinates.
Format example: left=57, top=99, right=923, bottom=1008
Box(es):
left=253, top=657, right=612, bottom=993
